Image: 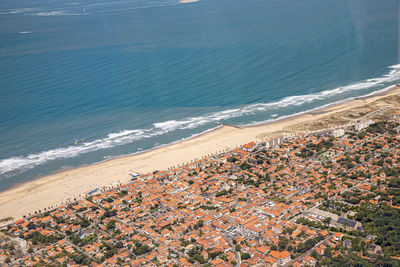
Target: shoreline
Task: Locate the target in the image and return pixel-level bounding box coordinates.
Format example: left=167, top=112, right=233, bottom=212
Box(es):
left=1, top=83, right=398, bottom=194
left=1, top=84, right=400, bottom=222
left=1, top=124, right=227, bottom=193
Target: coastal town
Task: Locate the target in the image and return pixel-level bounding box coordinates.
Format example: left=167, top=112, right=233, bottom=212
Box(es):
left=1, top=113, right=400, bottom=266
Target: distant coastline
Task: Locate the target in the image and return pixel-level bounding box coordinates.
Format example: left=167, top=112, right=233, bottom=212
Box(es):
left=1, top=84, right=400, bottom=223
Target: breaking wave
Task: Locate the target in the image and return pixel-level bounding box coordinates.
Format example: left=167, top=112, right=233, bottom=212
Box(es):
left=1, top=64, right=400, bottom=176
left=34, top=11, right=78, bottom=16
left=1, top=0, right=182, bottom=17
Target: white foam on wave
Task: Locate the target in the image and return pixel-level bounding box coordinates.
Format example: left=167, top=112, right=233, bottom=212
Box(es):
left=1, top=64, right=400, bottom=176
left=3, top=0, right=178, bottom=17
left=179, top=0, right=199, bottom=4
left=19, top=31, right=33, bottom=34
left=152, top=64, right=400, bottom=132
left=0, top=128, right=165, bottom=175
left=7, top=7, right=40, bottom=14
left=80, top=0, right=141, bottom=8
left=4, top=7, right=80, bottom=16
left=34, top=10, right=76, bottom=16
left=153, top=120, right=192, bottom=131
left=94, top=2, right=180, bottom=13
left=107, top=129, right=146, bottom=139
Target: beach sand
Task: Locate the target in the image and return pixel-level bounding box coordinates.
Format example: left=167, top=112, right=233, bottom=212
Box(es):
left=1, top=85, right=400, bottom=223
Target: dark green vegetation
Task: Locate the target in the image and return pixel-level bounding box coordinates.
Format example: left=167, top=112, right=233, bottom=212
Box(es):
left=25, top=231, right=64, bottom=245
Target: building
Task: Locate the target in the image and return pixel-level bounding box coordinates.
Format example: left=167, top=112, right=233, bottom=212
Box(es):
left=268, top=250, right=291, bottom=266
left=336, top=217, right=362, bottom=231
left=354, top=120, right=374, bottom=131
left=332, top=128, right=345, bottom=138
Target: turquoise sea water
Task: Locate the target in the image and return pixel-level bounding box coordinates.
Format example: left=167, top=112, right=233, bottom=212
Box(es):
left=0, top=0, right=398, bottom=191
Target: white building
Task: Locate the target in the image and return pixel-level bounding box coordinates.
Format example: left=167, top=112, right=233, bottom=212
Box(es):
left=332, top=128, right=345, bottom=138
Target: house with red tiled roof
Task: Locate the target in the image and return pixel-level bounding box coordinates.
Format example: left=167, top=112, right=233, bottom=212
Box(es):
left=268, top=250, right=291, bottom=266
left=332, top=232, right=343, bottom=242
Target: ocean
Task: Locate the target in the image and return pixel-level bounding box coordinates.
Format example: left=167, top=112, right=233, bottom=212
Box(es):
left=0, top=0, right=398, bottom=191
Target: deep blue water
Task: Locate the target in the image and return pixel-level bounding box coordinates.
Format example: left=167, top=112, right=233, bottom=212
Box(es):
left=0, top=0, right=398, bottom=191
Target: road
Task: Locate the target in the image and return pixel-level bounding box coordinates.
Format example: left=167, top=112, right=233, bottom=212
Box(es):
left=283, top=235, right=332, bottom=267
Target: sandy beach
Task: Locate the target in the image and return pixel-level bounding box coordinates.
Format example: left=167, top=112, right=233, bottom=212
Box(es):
left=1, top=85, right=400, bottom=223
